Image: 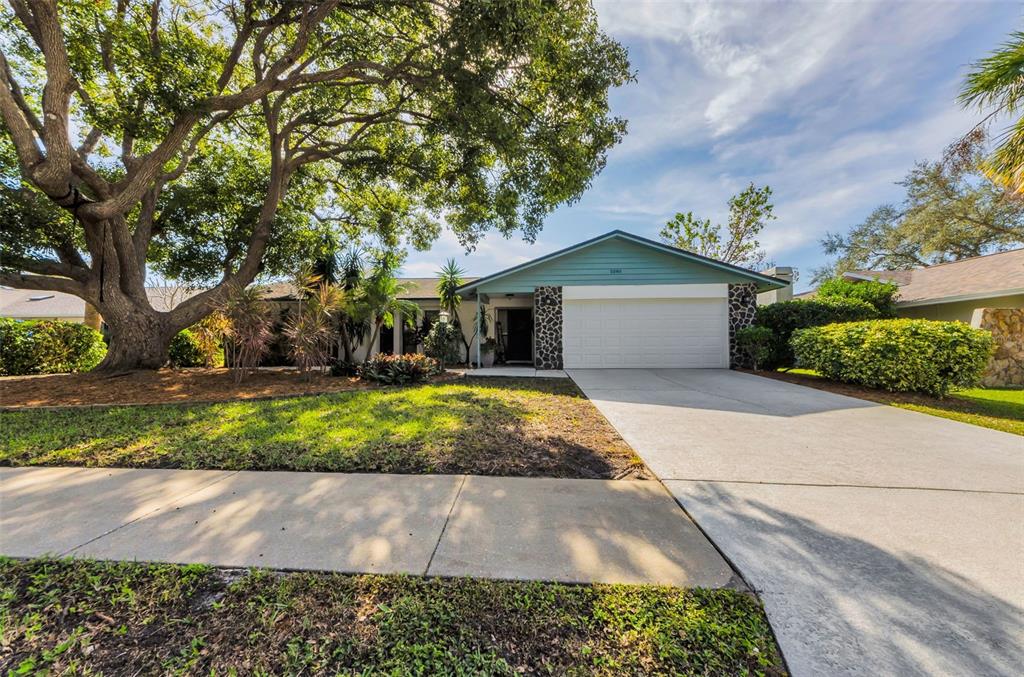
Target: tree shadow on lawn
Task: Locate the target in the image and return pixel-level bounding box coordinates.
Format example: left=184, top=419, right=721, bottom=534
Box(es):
left=0, top=382, right=642, bottom=479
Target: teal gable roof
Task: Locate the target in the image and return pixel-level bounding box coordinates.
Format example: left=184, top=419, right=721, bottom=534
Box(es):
left=458, top=231, right=787, bottom=295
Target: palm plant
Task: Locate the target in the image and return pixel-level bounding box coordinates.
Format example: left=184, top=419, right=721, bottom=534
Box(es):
left=436, top=258, right=471, bottom=364
left=360, top=254, right=419, bottom=362
left=336, top=248, right=370, bottom=363
left=960, top=31, right=1024, bottom=193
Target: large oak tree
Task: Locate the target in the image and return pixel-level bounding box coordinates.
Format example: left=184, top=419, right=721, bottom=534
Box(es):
left=0, top=0, right=630, bottom=370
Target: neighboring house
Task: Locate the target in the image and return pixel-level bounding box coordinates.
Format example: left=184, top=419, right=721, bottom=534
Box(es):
left=0, top=287, right=93, bottom=324
left=840, top=248, right=1024, bottom=323
left=0, top=286, right=205, bottom=332
left=795, top=249, right=1024, bottom=386
left=1, top=231, right=789, bottom=369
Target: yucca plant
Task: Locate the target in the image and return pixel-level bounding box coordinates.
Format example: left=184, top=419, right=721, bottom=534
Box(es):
left=286, top=269, right=344, bottom=379
left=437, top=258, right=469, bottom=364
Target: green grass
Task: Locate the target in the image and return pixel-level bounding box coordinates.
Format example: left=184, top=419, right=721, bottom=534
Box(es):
left=0, top=378, right=642, bottom=478
left=778, top=369, right=1023, bottom=436
left=0, top=558, right=785, bottom=675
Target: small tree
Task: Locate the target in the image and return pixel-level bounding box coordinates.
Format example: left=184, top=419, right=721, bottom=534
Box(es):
left=359, top=255, right=419, bottom=362
left=660, top=184, right=775, bottom=269
left=734, top=326, right=774, bottom=371
left=286, top=271, right=343, bottom=379
left=423, top=322, right=462, bottom=370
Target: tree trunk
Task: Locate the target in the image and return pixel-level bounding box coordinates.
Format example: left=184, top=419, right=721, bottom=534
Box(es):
left=94, top=306, right=177, bottom=372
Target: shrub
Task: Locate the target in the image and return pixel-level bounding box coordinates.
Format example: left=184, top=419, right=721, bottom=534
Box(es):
left=754, top=297, right=879, bottom=369
left=358, top=353, right=440, bottom=385
left=329, top=359, right=359, bottom=377
left=791, top=319, right=994, bottom=397
left=422, top=321, right=462, bottom=368
left=0, top=318, right=106, bottom=375
left=734, top=325, right=774, bottom=371
left=816, top=277, right=899, bottom=316
left=168, top=329, right=206, bottom=367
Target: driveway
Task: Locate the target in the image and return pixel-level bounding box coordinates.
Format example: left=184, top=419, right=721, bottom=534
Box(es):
left=570, top=368, right=1024, bottom=677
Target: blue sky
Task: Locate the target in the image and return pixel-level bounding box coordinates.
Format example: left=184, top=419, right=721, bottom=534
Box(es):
left=400, top=1, right=1020, bottom=292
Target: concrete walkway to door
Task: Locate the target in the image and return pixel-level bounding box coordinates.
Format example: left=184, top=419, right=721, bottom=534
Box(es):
left=570, top=368, right=1024, bottom=677
left=0, top=467, right=734, bottom=588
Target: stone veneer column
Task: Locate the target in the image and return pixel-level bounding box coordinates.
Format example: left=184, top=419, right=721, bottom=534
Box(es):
left=728, top=283, right=758, bottom=368
left=533, top=286, right=563, bottom=369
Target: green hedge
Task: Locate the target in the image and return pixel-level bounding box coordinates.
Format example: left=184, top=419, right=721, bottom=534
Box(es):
left=754, top=297, right=879, bottom=369
left=791, top=319, right=994, bottom=397
left=0, top=318, right=107, bottom=376
left=168, top=329, right=206, bottom=368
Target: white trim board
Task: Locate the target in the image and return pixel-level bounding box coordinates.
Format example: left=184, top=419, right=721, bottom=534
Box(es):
left=562, top=284, right=728, bottom=301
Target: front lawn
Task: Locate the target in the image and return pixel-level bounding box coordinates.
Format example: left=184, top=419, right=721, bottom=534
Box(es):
left=0, top=558, right=785, bottom=676
left=0, top=378, right=647, bottom=479
left=758, top=369, right=1023, bottom=436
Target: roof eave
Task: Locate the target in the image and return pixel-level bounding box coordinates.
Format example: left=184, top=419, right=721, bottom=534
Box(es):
left=455, top=230, right=788, bottom=295
left=895, top=287, right=1024, bottom=308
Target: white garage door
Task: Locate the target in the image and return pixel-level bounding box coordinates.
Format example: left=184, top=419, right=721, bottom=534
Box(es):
left=563, top=297, right=728, bottom=368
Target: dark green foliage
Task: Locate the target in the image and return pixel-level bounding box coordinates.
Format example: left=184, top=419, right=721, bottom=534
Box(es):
left=792, top=319, right=995, bottom=397
left=816, top=277, right=900, bottom=315
left=358, top=353, right=440, bottom=385
left=422, top=321, right=463, bottom=367
left=167, top=329, right=205, bottom=368
left=0, top=319, right=106, bottom=375
left=0, top=558, right=785, bottom=676
left=754, top=298, right=879, bottom=369
left=735, top=325, right=774, bottom=371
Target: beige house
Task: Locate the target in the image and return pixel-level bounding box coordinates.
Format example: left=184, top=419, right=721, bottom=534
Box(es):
left=843, top=248, right=1024, bottom=322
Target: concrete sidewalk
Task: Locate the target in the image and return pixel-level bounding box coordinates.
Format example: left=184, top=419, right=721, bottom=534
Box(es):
left=0, top=467, right=735, bottom=587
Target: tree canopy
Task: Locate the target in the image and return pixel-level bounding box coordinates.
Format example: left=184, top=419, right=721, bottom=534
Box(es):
left=815, top=132, right=1024, bottom=282
left=659, top=183, right=774, bottom=270
left=0, top=0, right=631, bottom=369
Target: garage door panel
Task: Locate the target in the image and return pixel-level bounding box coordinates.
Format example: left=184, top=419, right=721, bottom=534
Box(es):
left=563, top=298, right=727, bottom=369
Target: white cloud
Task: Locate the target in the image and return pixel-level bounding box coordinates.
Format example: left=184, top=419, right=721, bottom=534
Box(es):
left=596, top=1, right=973, bottom=149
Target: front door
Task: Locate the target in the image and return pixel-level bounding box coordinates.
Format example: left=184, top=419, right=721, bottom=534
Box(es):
left=505, top=308, right=533, bottom=362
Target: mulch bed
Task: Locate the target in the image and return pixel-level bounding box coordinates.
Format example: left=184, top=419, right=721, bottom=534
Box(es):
left=0, top=367, right=459, bottom=409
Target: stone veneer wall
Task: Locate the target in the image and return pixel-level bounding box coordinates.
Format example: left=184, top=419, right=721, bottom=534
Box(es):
left=533, top=286, right=563, bottom=370
left=728, top=283, right=758, bottom=368
left=972, top=308, right=1024, bottom=387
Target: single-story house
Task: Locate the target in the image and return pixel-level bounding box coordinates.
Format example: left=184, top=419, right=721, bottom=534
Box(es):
left=454, top=230, right=787, bottom=369
left=1, top=231, right=789, bottom=369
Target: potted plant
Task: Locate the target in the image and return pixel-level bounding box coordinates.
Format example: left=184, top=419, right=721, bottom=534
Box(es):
left=480, top=338, right=497, bottom=367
